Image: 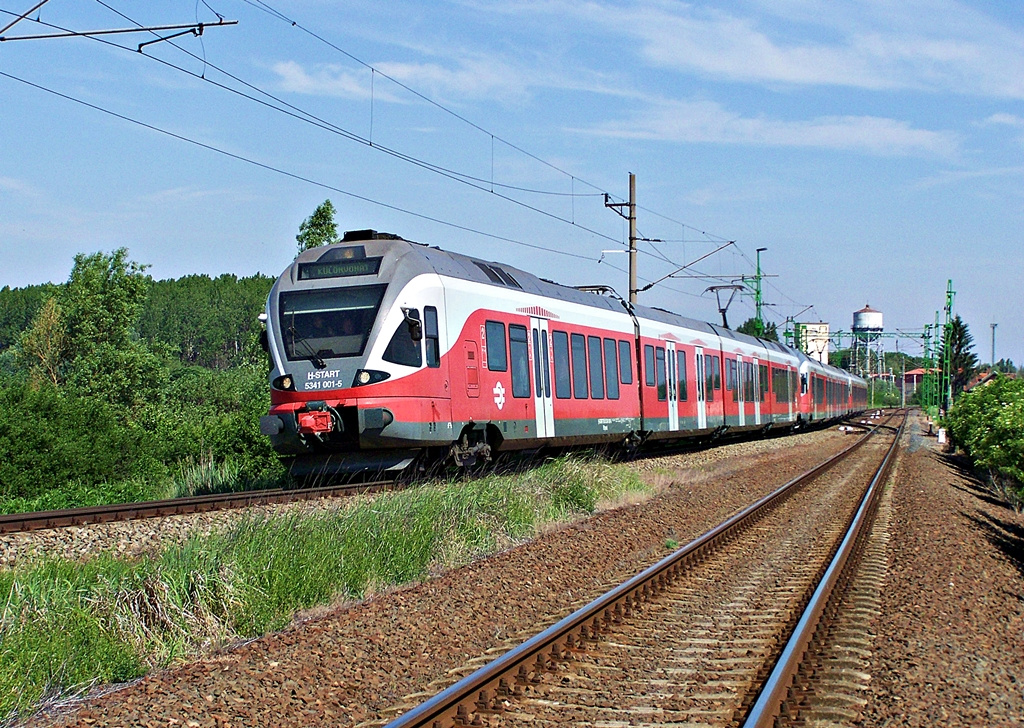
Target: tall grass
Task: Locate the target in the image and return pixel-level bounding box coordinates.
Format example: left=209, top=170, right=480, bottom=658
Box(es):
left=0, top=456, right=649, bottom=723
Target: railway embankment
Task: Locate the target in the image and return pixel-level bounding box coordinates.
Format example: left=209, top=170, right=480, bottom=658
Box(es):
left=8, top=416, right=1023, bottom=727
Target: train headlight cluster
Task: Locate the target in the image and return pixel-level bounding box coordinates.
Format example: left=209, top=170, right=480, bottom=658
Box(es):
left=353, top=369, right=390, bottom=387
left=273, top=375, right=295, bottom=391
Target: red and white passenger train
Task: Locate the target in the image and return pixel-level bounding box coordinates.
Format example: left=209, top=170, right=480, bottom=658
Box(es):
left=259, top=230, right=867, bottom=475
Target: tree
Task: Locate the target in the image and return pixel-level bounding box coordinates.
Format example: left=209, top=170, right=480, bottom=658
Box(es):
left=58, top=249, right=162, bottom=406
left=736, top=317, right=778, bottom=341
left=943, top=315, right=979, bottom=399
left=296, top=199, right=338, bottom=253
left=993, top=358, right=1016, bottom=374
left=17, top=297, right=66, bottom=387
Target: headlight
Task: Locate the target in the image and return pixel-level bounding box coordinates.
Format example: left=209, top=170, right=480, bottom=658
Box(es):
left=352, top=369, right=390, bottom=387
left=272, top=375, right=295, bottom=391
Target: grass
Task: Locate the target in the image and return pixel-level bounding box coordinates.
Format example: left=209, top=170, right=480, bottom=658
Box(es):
left=0, top=455, right=651, bottom=724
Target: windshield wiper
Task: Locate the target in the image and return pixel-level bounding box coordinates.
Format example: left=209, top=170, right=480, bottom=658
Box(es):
left=287, top=323, right=326, bottom=369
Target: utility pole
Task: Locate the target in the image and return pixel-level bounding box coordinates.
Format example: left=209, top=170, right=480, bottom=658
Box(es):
left=604, top=173, right=638, bottom=304
left=629, top=174, right=637, bottom=305
left=940, top=280, right=956, bottom=412
left=991, top=323, right=997, bottom=368
left=755, top=248, right=767, bottom=336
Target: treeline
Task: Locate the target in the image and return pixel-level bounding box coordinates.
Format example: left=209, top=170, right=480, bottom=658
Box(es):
left=0, top=249, right=282, bottom=511
left=2, top=270, right=273, bottom=369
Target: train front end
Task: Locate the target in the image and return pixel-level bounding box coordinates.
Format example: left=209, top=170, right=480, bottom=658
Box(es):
left=259, top=231, right=450, bottom=477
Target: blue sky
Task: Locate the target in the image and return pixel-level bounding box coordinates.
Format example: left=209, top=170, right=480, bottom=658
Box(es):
left=2, top=0, right=1022, bottom=366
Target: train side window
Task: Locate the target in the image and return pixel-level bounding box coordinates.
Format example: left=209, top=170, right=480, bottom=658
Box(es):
left=726, top=358, right=737, bottom=401
left=618, top=340, right=633, bottom=385
left=571, top=333, right=589, bottom=399
left=552, top=330, right=571, bottom=399
left=656, top=347, right=667, bottom=401
left=588, top=335, right=604, bottom=399
left=800, top=372, right=808, bottom=395
left=677, top=350, right=687, bottom=401
left=424, top=306, right=440, bottom=368
left=704, top=354, right=715, bottom=402
left=485, top=321, right=507, bottom=371
left=645, top=344, right=656, bottom=387
left=603, top=338, right=620, bottom=400
left=712, top=356, right=722, bottom=390
left=509, top=324, right=530, bottom=398
left=759, top=364, right=769, bottom=401
left=383, top=310, right=422, bottom=367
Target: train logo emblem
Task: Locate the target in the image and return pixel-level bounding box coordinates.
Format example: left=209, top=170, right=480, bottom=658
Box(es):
left=493, top=381, right=506, bottom=410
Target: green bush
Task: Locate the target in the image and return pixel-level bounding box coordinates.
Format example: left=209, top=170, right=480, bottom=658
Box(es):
left=945, top=376, right=1024, bottom=509
left=0, top=384, right=165, bottom=505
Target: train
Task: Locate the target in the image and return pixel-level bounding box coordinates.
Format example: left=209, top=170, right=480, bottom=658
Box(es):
left=258, top=229, right=868, bottom=476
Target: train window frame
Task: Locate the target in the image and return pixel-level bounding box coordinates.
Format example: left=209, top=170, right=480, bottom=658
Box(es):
left=704, top=354, right=714, bottom=402
left=726, top=358, right=737, bottom=392
left=759, top=364, right=769, bottom=402
left=552, top=330, right=571, bottom=399
left=618, top=340, right=633, bottom=385
left=712, top=356, right=722, bottom=390
left=603, top=338, right=620, bottom=400
left=645, top=344, right=656, bottom=387
left=383, top=308, right=423, bottom=368
left=509, top=324, right=531, bottom=399
left=278, top=284, right=387, bottom=362
left=588, top=335, right=604, bottom=399
left=571, top=333, right=589, bottom=399
left=485, top=321, right=507, bottom=372
left=656, top=347, right=667, bottom=401
left=677, top=350, right=688, bottom=401
left=424, top=306, right=440, bottom=368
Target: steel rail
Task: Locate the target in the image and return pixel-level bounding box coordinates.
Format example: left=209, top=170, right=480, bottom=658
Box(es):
left=0, top=480, right=393, bottom=534
left=383, top=415, right=892, bottom=728
left=741, top=410, right=906, bottom=727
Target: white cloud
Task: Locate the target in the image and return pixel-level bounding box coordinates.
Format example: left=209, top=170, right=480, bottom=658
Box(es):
left=562, top=0, right=1024, bottom=98
left=273, top=54, right=532, bottom=104
left=982, top=113, right=1024, bottom=128
left=584, top=98, right=958, bottom=158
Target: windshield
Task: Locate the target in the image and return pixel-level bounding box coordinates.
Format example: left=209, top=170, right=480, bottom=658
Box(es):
left=279, top=285, right=387, bottom=361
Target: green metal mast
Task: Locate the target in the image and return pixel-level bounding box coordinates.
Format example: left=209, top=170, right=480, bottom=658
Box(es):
left=940, top=279, right=956, bottom=413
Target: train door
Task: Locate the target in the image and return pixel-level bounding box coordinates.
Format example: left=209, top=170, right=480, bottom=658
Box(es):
left=694, top=346, right=707, bottom=430
left=666, top=341, right=679, bottom=431
left=753, top=357, right=761, bottom=426
left=530, top=318, right=554, bottom=438
left=736, top=355, right=745, bottom=427
left=463, top=340, right=480, bottom=399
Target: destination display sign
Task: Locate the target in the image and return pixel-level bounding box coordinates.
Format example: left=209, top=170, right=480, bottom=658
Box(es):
left=298, top=257, right=382, bottom=280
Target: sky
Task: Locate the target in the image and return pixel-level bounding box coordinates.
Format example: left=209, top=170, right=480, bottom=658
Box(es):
left=1, top=0, right=1022, bottom=367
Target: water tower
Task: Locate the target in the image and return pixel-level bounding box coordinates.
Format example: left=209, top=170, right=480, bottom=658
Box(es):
left=852, top=304, right=883, bottom=376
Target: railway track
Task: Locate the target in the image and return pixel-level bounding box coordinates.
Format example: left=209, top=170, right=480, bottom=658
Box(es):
left=371, top=410, right=904, bottom=728
left=0, top=480, right=393, bottom=534
left=0, top=415, right=873, bottom=536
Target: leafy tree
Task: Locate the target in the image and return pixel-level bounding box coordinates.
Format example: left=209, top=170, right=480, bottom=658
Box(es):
left=295, top=199, right=338, bottom=253
left=942, top=315, right=979, bottom=400
left=57, top=249, right=162, bottom=407
left=17, top=297, right=66, bottom=387
left=993, top=358, right=1016, bottom=374
left=736, top=317, right=778, bottom=341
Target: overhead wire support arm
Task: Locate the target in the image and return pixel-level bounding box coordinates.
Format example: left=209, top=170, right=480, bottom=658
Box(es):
left=637, top=239, right=735, bottom=294
left=0, top=0, right=51, bottom=36
left=0, top=18, right=237, bottom=43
